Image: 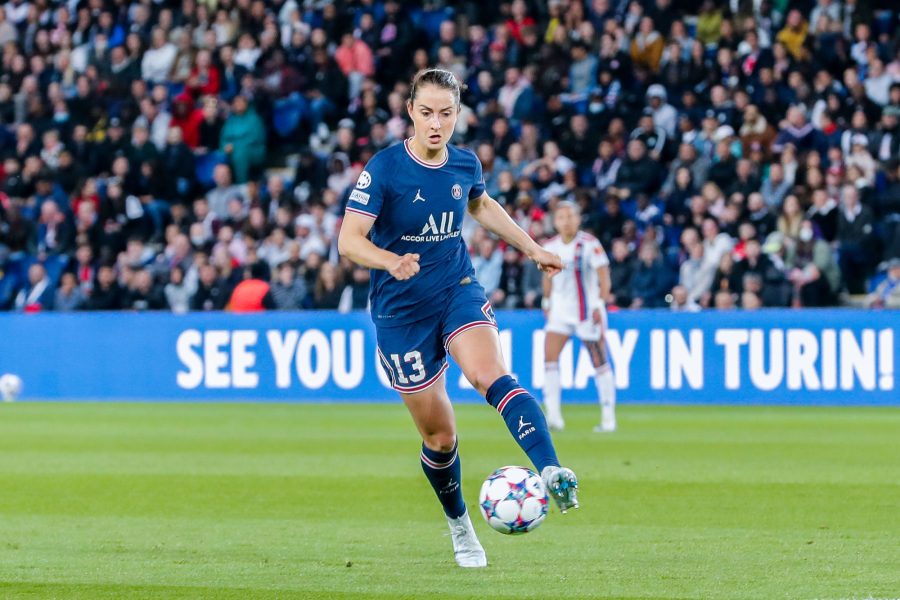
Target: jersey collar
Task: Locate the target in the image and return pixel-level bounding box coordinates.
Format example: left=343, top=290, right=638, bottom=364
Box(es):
left=404, top=138, right=449, bottom=169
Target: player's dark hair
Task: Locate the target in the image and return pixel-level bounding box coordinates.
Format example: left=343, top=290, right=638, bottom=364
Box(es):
left=409, top=68, right=462, bottom=108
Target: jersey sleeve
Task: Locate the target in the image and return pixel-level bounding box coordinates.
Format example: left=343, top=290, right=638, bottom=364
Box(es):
left=469, top=150, right=486, bottom=199
left=345, top=154, right=386, bottom=219
left=589, top=240, right=610, bottom=269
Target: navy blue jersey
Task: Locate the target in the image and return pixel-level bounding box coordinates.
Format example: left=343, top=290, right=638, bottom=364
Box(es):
left=345, top=139, right=486, bottom=326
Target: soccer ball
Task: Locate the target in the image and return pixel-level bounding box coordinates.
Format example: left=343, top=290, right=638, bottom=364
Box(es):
left=0, top=373, right=23, bottom=402
left=478, top=466, right=549, bottom=534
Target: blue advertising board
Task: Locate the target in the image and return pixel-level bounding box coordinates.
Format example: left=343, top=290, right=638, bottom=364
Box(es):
left=0, top=310, right=897, bottom=404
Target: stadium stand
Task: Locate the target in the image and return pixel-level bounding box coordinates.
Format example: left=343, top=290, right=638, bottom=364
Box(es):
left=0, top=0, right=898, bottom=313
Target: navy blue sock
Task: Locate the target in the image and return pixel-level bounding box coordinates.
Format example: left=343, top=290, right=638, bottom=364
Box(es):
left=485, top=375, right=560, bottom=472
left=420, top=439, right=466, bottom=519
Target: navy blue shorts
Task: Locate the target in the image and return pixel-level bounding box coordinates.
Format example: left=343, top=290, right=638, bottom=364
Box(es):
left=375, top=281, right=497, bottom=393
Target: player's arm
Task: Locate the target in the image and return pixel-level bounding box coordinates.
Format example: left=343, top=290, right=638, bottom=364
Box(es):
left=598, top=265, right=611, bottom=303
left=541, top=273, right=552, bottom=314
left=468, top=191, right=561, bottom=276
left=337, top=212, right=419, bottom=281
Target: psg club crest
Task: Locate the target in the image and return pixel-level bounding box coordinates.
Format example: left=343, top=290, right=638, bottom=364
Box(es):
left=451, top=183, right=463, bottom=199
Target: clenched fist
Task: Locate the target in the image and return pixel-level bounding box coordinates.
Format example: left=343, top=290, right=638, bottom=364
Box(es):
left=389, top=253, right=420, bottom=281
left=530, top=247, right=563, bottom=277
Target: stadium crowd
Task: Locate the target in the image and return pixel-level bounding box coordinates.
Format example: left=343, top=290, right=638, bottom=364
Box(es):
left=1, top=0, right=899, bottom=313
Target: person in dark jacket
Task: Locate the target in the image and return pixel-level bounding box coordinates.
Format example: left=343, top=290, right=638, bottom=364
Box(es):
left=629, top=242, right=672, bottom=308
left=190, top=264, right=229, bottom=311
left=338, top=264, right=371, bottom=312
left=608, top=238, right=637, bottom=308
left=613, top=139, right=661, bottom=198
left=124, top=268, right=169, bottom=310
left=85, top=264, right=126, bottom=310
left=303, top=48, right=348, bottom=130
left=836, top=184, right=876, bottom=294
left=160, top=126, right=195, bottom=202
left=313, top=262, right=344, bottom=309
left=592, top=195, right=627, bottom=248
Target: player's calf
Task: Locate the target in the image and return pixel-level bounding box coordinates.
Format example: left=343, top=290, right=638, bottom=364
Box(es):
left=484, top=375, right=559, bottom=473
left=420, top=438, right=466, bottom=519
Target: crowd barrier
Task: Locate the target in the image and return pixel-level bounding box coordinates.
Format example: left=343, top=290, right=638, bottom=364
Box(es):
left=0, top=310, right=896, bottom=405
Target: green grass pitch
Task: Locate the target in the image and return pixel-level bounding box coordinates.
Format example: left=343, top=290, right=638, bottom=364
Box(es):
left=0, top=403, right=897, bottom=600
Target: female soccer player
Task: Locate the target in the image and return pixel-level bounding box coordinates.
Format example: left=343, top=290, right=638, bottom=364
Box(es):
left=541, top=201, right=617, bottom=432
left=338, top=69, right=578, bottom=568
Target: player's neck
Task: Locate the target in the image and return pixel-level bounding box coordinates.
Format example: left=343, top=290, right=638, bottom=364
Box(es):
left=408, top=137, right=447, bottom=164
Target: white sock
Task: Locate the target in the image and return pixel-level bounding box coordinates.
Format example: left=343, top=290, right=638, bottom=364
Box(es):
left=543, top=362, right=562, bottom=422
left=594, top=364, right=616, bottom=425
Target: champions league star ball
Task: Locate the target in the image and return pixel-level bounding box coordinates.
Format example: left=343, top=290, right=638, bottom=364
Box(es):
left=0, top=373, right=23, bottom=402
left=478, top=466, right=549, bottom=534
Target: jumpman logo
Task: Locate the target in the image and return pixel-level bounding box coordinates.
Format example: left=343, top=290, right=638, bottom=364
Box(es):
left=413, top=189, right=427, bottom=203
left=518, top=416, right=532, bottom=432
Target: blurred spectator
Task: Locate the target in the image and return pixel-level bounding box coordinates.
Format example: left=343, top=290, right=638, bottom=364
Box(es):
left=679, top=232, right=716, bottom=307
left=206, top=164, right=247, bottom=217
left=271, top=262, right=307, bottom=310
left=191, top=264, right=228, bottom=311
left=85, top=265, right=125, bottom=311
left=338, top=265, right=370, bottom=313
left=670, top=285, right=701, bottom=312
left=229, top=262, right=276, bottom=312
left=630, top=243, right=671, bottom=308
left=608, top=238, right=636, bottom=309
left=14, top=263, right=53, bottom=312
left=613, top=139, right=661, bottom=198
left=472, top=238, right=503, bottom=298
left=786, top=220, right=840, bottom=307
left=837, top=185, right=876, bottom=294
left=164, top=266, right=194, bottom=314
left=54, top=272, right=84, bottom=312
left=866, top=259, right=900, bottom=309
left=220, top=95, right=266, bottom=183
left=313, top=262, right=343, bottom=310
left=125, top=269, right=169, bottom=311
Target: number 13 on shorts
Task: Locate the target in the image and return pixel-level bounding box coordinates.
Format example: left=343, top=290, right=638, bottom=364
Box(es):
left=388, top=351, right=426, bottom=384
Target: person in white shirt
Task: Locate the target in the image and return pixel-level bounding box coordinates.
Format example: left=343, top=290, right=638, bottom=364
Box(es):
left=541, top=201, right=617, bottom=432
left=141, top=27, right=177, bottom=84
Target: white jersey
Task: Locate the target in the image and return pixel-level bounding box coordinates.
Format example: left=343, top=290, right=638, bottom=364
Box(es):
left=544, top=231, right=609, bottom=325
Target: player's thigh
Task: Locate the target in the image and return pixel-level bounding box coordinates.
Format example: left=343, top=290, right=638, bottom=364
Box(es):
left=544, top=314, right=574, bottom=362
left=576, top=317, right=608, bottom=367
left=447, top=326, right=508, bottom=395
left=442, top=286, right=505, bottom=395
left=376, top=319, right=447, bottom=394
left=400, top=375, right=456, bottom=452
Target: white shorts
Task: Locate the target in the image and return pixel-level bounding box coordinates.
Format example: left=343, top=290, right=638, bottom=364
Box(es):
left=545, top=306, right=607, bottom=341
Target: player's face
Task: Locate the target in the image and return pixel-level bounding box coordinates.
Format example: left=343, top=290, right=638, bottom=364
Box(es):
left=553, top=206, right=581, bottom=239
left=407, top=85, right=458, bottom=152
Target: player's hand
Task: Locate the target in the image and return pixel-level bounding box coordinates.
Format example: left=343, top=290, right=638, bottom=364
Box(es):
left=388, top=253, right=420, bottom=281
left=530, top=248, right=562, bottom=277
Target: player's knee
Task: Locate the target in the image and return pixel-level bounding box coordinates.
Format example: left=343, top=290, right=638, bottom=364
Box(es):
left=470, top=367, right=508, bottom=396
left=423, top=432, right=456, bottom=453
